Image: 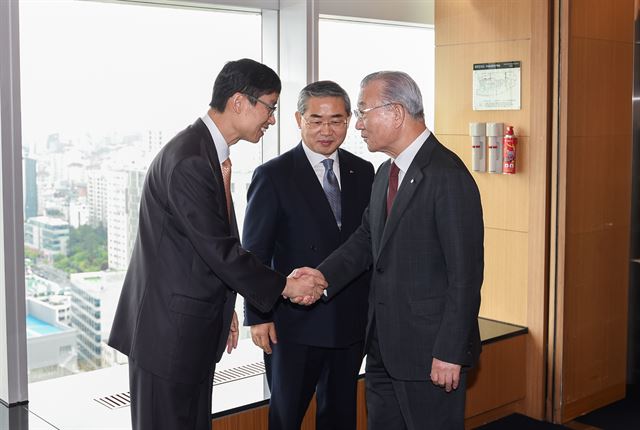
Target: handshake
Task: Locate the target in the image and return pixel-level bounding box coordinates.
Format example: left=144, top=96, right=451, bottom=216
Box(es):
left=281, top=267, right=327, bottom=306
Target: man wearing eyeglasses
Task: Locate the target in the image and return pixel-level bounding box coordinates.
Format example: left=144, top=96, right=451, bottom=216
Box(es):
left=108, top=59, right=327, bottom=430
left=296, top=71, right=484, bottom=429
left=243, top=80, right=374, bottom=430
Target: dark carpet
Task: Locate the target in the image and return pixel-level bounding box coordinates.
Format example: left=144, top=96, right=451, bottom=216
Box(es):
left=473, top=413, right=572, bottom=429
left=573, top=384, right=639, bottom=430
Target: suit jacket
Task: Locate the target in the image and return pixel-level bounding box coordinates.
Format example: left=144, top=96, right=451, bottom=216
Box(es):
left=108, top=118, right=285, bottom=385
left=243, top=143, right=374, bottom=348
left=318, top=133, right=484, bottom=380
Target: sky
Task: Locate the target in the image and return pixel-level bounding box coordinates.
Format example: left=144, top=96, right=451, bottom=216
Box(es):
left=18, top=0, right=434, bottom=169
left=19, top=0, right=262, bottom=139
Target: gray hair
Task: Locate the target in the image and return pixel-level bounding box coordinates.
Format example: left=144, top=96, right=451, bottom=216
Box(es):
left=360, top=71, right=424, bottom=120
left=297, top=80, right=351, bottom=116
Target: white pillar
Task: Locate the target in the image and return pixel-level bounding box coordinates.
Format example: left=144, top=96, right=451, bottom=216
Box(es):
left=278, top=0, right=319, bottom=153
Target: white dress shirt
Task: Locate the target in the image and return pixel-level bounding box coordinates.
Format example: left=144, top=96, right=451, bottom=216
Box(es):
left=391, top=128, right=431, bottom=187
left=201, top=112, right=230, bottom=166
left=301, top=142, right=342, bottom=189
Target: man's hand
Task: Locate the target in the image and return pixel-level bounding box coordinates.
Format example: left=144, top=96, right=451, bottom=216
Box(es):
left=226, top=311, right=239, bottom=354
left=250, top=322, right=278, bottom=354
left=282, top=267, right=327, bottom=305
left=430, top=357, right=462, bottom=392
left=290, top=267, right=324, bottom=280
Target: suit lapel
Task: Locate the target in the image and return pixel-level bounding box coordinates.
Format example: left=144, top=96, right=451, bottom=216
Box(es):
left=370, top=160, right=390, bottom=258
left=292, top=143, right=341, bottom=235
left=337, top=149, right=359, bottom=233
left=377, top=135, right=437, bottom=256
left=194, top=118, right=231, bottom=230
left=229, top=200, right=240, bottom=239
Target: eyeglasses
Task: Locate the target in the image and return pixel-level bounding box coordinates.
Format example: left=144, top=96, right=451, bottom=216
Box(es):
left=301, top=116, right=348, bottom=130
left=244, top=94, right=277, bottom=117
left=353, top=103, right=395, bottom=120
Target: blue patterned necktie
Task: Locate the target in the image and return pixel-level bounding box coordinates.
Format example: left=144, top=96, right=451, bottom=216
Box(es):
left=321, top=158, right=341, bottom=228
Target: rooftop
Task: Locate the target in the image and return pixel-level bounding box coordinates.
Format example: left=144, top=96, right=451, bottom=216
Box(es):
left=26, top=315, right=71, bottom=339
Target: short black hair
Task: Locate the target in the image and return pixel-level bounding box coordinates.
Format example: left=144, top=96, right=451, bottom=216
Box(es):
left=209, top=58, right=281, bottom=112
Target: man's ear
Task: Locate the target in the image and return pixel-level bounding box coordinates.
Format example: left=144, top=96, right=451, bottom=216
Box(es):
left=229, top=92, right=244, bottom=114
left=295, top=111, right=303, bottom=129
left=393, top=103, right=405, bottom=129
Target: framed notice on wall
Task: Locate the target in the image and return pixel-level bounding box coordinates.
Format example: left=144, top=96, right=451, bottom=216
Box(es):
left=472, top=61, right=521, bottom=111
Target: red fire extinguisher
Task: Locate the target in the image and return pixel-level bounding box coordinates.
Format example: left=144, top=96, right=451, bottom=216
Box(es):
left=503, top=125, right=517, bottom=174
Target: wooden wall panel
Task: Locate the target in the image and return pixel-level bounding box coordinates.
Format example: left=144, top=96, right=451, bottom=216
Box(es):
left=212, top=405, right=268, bottom=429
left=465, top=335, right=527, bottom=417
left=435, top=41, right=531, bottom=136
left=435, top=0, right=531, bottom=45
left=525, top=0, right=552, bottom=418
left=481, top=229, right=529, bottom=325
left=566, top=39, right=635, bottom=138
left=436, top=0, right=551, bottom=421
left=552, top=0, right=634, bottom=422
left=566, top=136, right=633, bottom=234
left=570, top=0, right=635, bottom=42
left=356, top=378, right=367, bottom=429
left=563, top=226, right=630, bottom=402
left=441, top=135, right=530, bottom=231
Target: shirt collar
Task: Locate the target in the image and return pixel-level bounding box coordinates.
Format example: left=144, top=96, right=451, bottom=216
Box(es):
left=392, top=128, right=430, bottom=173
left=201, top=112, right=230, bottom=164
left=301, top=141, right=339, bottom=167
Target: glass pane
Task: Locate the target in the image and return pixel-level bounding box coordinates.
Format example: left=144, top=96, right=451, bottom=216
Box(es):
left=20, top=0, right=261, bottom=383
left=319, top=18, right=435, bottom=168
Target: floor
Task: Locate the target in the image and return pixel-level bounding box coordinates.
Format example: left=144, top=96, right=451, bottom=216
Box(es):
left=475, top=385, right=639, bottom=430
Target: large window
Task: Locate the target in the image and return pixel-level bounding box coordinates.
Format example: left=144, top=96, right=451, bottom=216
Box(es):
left=319, top=17, right=435, bottom=168
left=20, top=0, right=263, bottom=383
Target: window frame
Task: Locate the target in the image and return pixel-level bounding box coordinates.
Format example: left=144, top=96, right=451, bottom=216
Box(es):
left=1, top=0, right=434, bottom=407
left=1, top=0, right=280, bottom=405
left=1, top=0, right=28, bottom=406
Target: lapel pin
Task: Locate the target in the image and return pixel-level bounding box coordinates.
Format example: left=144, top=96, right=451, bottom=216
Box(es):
left=410, top=178, right=415, bottom=184
left=349, top=170, right=354, bottom=174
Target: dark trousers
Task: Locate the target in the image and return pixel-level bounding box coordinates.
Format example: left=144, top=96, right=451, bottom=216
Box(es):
left=266, top=340, right=364, bottom=430
left=128, top=358, right=214, bottom=430
left=365, top=323, right=467, bottom=430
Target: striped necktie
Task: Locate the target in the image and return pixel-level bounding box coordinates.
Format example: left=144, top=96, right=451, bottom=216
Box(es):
left=321, top=158, right=341, bottom=228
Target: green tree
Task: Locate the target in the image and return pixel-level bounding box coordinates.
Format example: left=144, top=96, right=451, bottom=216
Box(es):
left=24, top=247, right=40, bottom=262
left=54, top=225, right=108, bottom=273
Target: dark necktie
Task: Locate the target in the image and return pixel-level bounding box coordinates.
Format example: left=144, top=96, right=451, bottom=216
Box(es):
left=321, top=159, right=341, bottom=228
left=387, top=162, right=399, bottom=216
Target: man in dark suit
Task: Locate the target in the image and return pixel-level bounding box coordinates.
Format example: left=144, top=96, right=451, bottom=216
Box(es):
left=297, top=71, right=484, bottom=429
left=243, top=80, right=374, bottom=430
left=108, top=59, right=326, bottom=430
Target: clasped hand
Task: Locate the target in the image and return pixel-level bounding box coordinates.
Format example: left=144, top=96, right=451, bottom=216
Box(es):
left=281, top=267, right=327, bottom=305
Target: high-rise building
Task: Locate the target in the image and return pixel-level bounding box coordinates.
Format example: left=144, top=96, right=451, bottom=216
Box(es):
left=107, top=168, right=145, bottom=270
left=69, top=271, right=126, bottom=371
left=146, top=129, right=165, bottom=156
left=23, top=157, right=38, bottom=220
left=87, top=168, right=108, bottom=227
left=24, top=216, right=70, bottom=258
left=69, top=197, right=89, bottom=228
